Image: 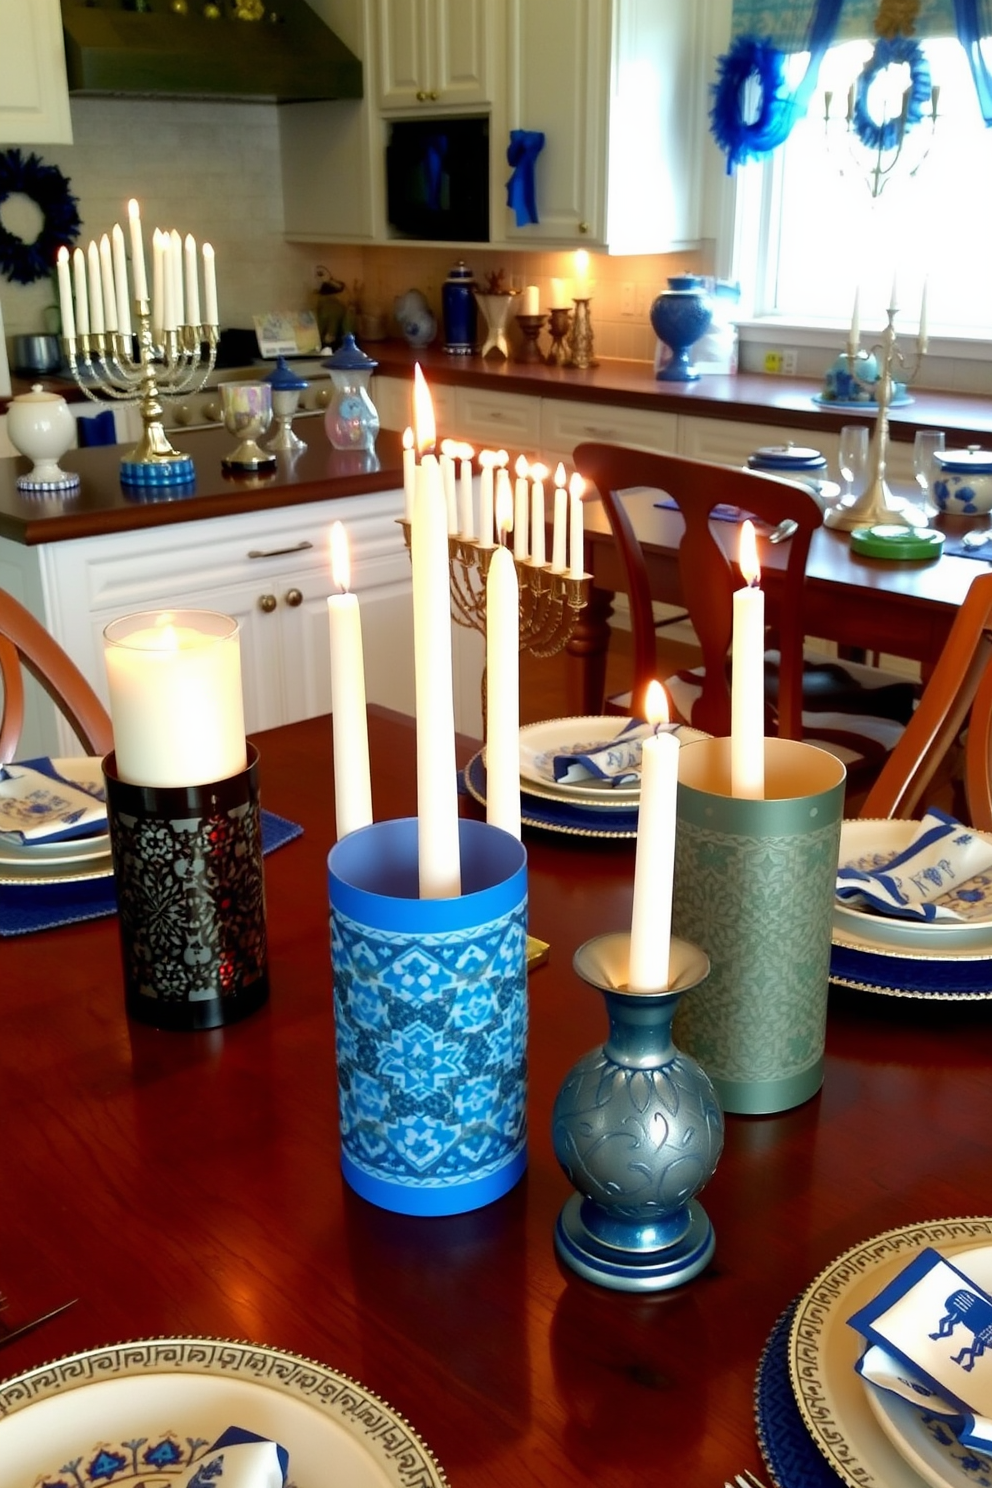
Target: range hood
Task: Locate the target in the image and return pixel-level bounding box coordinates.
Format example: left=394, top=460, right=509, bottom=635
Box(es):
left=60, top=0, right=363, bottom=104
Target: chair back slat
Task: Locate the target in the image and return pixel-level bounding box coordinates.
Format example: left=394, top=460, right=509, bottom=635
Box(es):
left=0, top=590, right=113, bottom=762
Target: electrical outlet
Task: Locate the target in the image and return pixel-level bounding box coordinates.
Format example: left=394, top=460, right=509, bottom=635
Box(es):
left=621, top=282, right=635, bottom=316
left=781, top=349, right=798, bottom=376
left=764, top=350, right=784, bottom=374
left=636, top=285, right=652, bottom=317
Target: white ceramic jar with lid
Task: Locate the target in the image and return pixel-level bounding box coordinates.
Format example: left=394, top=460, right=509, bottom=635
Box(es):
left=933, top=446, right=992, bottom=515
left=6, top=384, right=79, bottom=492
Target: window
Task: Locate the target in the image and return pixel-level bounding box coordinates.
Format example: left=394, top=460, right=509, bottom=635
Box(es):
left=732, top=38, right=992, bottom=339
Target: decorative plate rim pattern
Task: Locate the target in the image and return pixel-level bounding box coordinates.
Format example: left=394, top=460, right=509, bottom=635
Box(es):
left=828, top=971, right=992, bottom=1002
left=0, top=1335, right=450, bottom=1488
left=464, top=751, right=638, bottom=839
left=788, top=1217, right=992, bottom=1488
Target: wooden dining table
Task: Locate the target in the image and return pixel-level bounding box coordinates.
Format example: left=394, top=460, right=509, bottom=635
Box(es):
left=568, top=488, right=989, bottom=715
left=2, top=706, right=990, bottom=1486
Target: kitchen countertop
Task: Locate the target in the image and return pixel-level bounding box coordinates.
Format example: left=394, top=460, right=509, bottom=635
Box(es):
left=0, top=425, right=405, bottom=545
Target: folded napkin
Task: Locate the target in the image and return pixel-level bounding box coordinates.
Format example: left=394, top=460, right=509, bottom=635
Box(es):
left=0, top=758, right=106, bottom=845
left=836, top=809, right=992, bottom=921
left=550, top=719, right=681, bottom=786
left=848, top=1247, right=992, bottom=1453
left=186, top=1427, right=289, bottom=1488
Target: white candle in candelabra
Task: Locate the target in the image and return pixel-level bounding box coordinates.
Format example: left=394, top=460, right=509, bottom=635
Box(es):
left=402, top=425, right=416, bottom=522
left=627, top=681, right=679, bottom=992
left=551, top=462, right=568, bottom=571
left=486, top=483, right=521, bottom=841
left=529, top=462, right=547, bottom=566
left=496, top=466, right=513, bottom=554
left=202, top=242, right=218, bottom=326
left=327, top=521, right=373, bottom=839
left=439, top=439, right=459, bottom=534
left=411, top=368, right=461, bottom=899
left=919, top=277, right=929, bottom=353
left=170, top=228, right=184, bottom=329
left=568, top=472, right=585, bottom=578
left=127, top=198, right=148, bottom=302
left=112, top=224, right=132, bottom=338
left=184, top=232, right=201, bottom=327
left=99, top=234, right=117, bottom=333
left=513, top=454, right=530, bottom=560
left=86, top=241, right=105, bottom=335
left=457, top=443, right=475, bottom=538
left=162, top=232, right=177, bottom=333
left=889, top=272, right=900, bottom=314
left=521, top=284, right=540, bottom=316
left=849, top=287, right=860, bottom=349
left=151, top=229, right=165, bottom=342
left=731, top=519, right=765, bottom=800
left=72, top=248, right=89, bottom=336
left=56, top=247, right=75, bottom=340
left=478, top=449, right=499, bottom=548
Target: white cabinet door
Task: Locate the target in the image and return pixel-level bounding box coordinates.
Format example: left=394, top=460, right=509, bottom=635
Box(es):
left=0, top=0, right=72, bottom=144
left=541, top=399, right=678, bottom=465
left=376, top=0, right=492, bottom=110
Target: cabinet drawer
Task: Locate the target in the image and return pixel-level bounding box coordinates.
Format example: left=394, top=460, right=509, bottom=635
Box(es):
left=454, top=386, right=542, bottom=451
left=373, top=373, right=456, bottom=436
left=541, top=400, right=678, bottom=462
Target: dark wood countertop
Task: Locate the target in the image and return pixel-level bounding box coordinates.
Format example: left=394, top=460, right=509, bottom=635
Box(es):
left=0, top=426, right=405, bottom=545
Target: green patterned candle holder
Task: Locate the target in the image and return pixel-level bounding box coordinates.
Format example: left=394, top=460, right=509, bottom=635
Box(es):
left=671, top=737, right=845, bottom=1115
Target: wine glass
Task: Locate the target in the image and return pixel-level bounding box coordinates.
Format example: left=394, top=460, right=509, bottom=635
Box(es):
left=838, top=425, right=869, bottom=498
left=913, top=429, right=945, bottom=519
left=220, top=382, right=276, bottom=473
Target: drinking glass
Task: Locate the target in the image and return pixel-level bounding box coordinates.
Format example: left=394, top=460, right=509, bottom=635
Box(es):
left=839, top=425, right=869, bottom=498
left=913, top=429, right=945, bottom=519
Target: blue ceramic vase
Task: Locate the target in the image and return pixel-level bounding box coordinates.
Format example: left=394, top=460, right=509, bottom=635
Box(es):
left=650, top=274, right=713, bottom=382
left=441, top=260, right=478, bottom=354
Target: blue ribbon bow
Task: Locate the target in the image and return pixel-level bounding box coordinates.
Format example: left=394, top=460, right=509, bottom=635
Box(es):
left=506, top=130, right=545, bottom=226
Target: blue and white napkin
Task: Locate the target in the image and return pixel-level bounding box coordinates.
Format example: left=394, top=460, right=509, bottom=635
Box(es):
left=848, top=1247, right=992, bottom=1452
left=836, top=809, right=992, bottom=921
left=549, top=719, right=681, bottom=786
left=185, top=1427, right=289, bottom=1488
left=0, top=758, right=106, bottom=845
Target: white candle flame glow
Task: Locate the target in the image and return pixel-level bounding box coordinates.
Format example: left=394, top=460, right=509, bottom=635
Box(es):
left=413, top=363, right=436, bottom=453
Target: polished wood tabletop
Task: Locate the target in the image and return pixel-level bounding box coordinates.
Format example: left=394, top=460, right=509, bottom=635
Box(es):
left=570, top=488, right=989, bottom=714
left=2, top=707, right=990, bottom=1486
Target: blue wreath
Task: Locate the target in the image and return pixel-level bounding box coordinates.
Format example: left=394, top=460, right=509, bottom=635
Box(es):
left=0, top=149, right=81, bottom=286
left=710, top=35, right=802, bottom=171
left=852, top=36, right=931, bottom=153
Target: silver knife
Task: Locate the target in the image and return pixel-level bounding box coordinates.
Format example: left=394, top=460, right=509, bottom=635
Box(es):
left=0, top=1298, right=77, bottom=1349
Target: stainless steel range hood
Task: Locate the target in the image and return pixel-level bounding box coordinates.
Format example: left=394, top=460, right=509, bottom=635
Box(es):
left=61, top=0, right=363, bottom=104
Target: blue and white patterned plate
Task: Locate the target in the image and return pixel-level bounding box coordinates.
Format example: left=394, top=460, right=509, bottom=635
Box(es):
left=465, top=750, right=638, bottom=838
left=0, top=1337, right=448, bottom=1488
left=756, top=1300, right=845, bottom=1488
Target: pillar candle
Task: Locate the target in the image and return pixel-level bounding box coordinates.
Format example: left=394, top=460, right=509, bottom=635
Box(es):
left=458, top=443, right=475, bottom=538
left=170, top=228, right=184, bottom=329
left=411, top=370, right=461, bottom=899
left=568, top=472, right=585, bottom=577
left=127, top=198, right=148, bottom=302
left=486, top=485, right=521, bottom=840
left=184, top=232, right=201, bottom=327
left=327, top=521, right=373, bottom=839
left=478, top=449, right=498, bottom=548
left=550, top=278, right=569, bottom=308
left=103, top=609, right=247, bottom=789
left=56, top=247, right=75, bottom=340
left=86, top=241, right=105, bottom=336
left=402, top=426, right=416, bottom=522
left=573, top=249, right=592, bottom=301
left=551, top=462, right=568, bottom=571
left=99, top=234, right=118, bottom=333
left=72, top=248, right=89, bottom=336
left=628, top=681, right=679, bottom=991
left=202, top=242, right=218, bottom=325
left=521, top=284, right=540, bottom=316
left=152, top=229, right=165, bottom=343
left=529, top=462, right=547, bottom=566
left=112, top=224, right=132, bottom=338
left=440, top=439, right=459, bottom=534
left=513, top=454, right=530, bottom=560
left=731, top=519, right=765, bottom=800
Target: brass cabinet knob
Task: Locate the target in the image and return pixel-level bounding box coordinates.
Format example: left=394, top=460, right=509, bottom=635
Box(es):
left=258, top=593, right=277, bottom=613
left=416, top=89, right=428, bottom=101
left=285, top=588, right=303, bottom=607
left=202, top=399, right=223, bottom=422
left=578, top=222, right=590, bottom=234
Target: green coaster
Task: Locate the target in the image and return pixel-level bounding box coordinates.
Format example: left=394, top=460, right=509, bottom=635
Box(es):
left=850, top=524, right=945, bottom=560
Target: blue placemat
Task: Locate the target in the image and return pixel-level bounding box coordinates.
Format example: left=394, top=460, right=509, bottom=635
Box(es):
left=940, top=534, right=992, bottom=562
left=830, top=940, right=992, bottom=998
left=656, top=496, right=750, bottom=522
left=0, top=809, right=303, bottom=937
left=755, top=1299, right=844, bottom=1488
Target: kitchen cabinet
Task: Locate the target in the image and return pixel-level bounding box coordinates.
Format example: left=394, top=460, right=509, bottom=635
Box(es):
left=500, top=0, right=710, bottom=251
left=374, top=0, right=494, bottom=111
left=540, top=398, right=678, bottom=465
left=0, top=0, right=73, bottom=145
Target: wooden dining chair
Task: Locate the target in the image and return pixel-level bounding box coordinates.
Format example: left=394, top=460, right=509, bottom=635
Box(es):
left=860, top=571, right=992, bottom=829
left=0, top=588, right=114, bottom=763
left=572, top=442, right=917, bottom=769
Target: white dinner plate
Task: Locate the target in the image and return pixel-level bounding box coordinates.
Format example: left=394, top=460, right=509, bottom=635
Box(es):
left=0, top=756, right=109, bottom=869
left=0, top=1337, right=448, bottom=1488
left=517, top=717, right=708, bottom=801
left=833, top=820, right=992, bottom=955
left=865, top=1338, right=992, bottom=1488
left=789, top=1217, right=992, bottom=1488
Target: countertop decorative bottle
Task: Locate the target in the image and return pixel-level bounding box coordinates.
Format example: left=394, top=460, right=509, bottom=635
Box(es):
left=442, top=261, right=478, bottom=355
left=650, top=274, right=714, bottom=383
left=322, top=335, right=380, bottom=452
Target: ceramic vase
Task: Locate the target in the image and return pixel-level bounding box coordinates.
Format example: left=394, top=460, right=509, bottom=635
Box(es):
left=552, top=932, right=724, bottom=1292
left=442, top=261, right=478, bottom=354
left=649, top=274, right=713, bottom=382
left=475, top=293, right=514, bottom=359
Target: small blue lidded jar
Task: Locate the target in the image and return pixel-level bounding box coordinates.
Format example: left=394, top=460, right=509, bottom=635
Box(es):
left=322, top=335, right=380, bottom=452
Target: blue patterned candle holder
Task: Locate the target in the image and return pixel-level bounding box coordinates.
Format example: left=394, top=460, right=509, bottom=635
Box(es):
left=553, top=932, right=724, bottom=1293
left=329, top=817, right=528, bottom=1217
left=672, top=737, right=846, bottom=1115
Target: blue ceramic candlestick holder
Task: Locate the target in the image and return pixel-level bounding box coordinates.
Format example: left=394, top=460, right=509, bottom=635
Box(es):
left=329, top=817, right=528, bottom=1217
left=553, top=932, right=724, bottom=1292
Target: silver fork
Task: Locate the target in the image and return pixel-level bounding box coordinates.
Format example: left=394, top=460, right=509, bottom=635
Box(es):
left=725, top=1473, right=771, bottom=1488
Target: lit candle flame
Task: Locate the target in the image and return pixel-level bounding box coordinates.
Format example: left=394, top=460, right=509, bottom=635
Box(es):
left=568, top=472, right=585, bottom=500
left=530, top=462, right=548, bottom=483
left=495, top=449, right=509, bottom=468
left=403, top=425, right=414, bottom=452
left=440, top=438, right=458, bottom=457
left=740, top=519, right=761, bottom=587
left=574, top=248, right=589, bottom=278
left=412, top=364, right=436, bottom=455
left=330, top=520, right=351, bottom=593
left=554, top=461, right=567, bottom=489
left=479, top=448, right=500, bottom=470
left=644, top=679, right=670, bottom=727
left=515, top=454, right=529, bottom=479
left=495, top=478, right=514, bottom=542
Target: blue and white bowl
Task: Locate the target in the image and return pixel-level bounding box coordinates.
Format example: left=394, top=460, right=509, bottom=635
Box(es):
left=933, top=446, right=992, bottom=516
